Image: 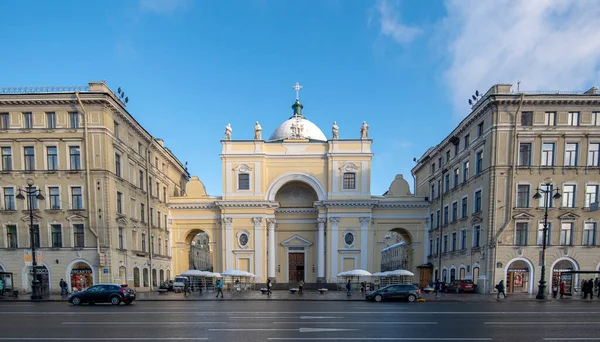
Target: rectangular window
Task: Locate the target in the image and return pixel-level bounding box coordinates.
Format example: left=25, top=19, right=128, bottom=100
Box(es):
left=464, top=134, right=470, bottom=149
left=560, top=222, right=573, bottom=245
left=451, top=232, right=457, bottom=251
left=132, top=230, right=138, bottom=250
left=118, top=227, right=124, bottom=249
left=1, top=147, right=12, bottom=171
left=71, top=187, right=83, bottom=209
left=540, top=184, right=555, bottom=208
left=517, top=184, right=530, bottom=208
left=158, top=238, right=162, bottom=255
left=541, top=143, right=555, bottom=166
left=460, top=229, right=467, bottom=249
left=593, top=112, right=600, bottom=126
left=588, top=143, right=600, bottom=167
left=565, top=143, right=578, bottom=166
left=114, top=121, right=120, bottom=139
left=74, top=224, right=84, bottom=248
left=115, top=153, right=121, bottom=177
left=163, top=187, right=167, bottom=202
left=473, top=226, right=481, bottom=247
left=0, top=113, right=9, bottom=129
left=156, top=182, right=160, bottom=199
left=23, top=112, right=32, bottom=129
left=429, top=239, right=433, bottom=256
left=46, top=146, right=58, bottom=171
left=430, top=184, right=435, bottom=200
left=3, top=187, right=15, bottom=210
left=117, top=191, right=123, bottom=214
left=27, top=186, right=38, bottom=210
left=444, top=174, right=450, bottom=192
left=138, top=142, right=143, bottom=155
left=519, top=143, right=532, bottom=166
left=430, top=164, right=435, bottom=174
left=453, top=168, right=459, bottom=188
left=31, top=224, right=40, bottom=248
left=49, top=187, right=60, bottom=209
left=343, top=173, right=356, bottom=190
left=521, top=112, right=533, bottom=126
left=443, top=206, right=449, bottom=225
left=150, top=208, right=154, bottom=226
left=562, top=185, right=576, bottom=208
left=24, top=146, right=35, bottom=170
left=452, top=202, right=458, bottom=221
left=475, top=151, right=483, bottom=174
left=51, top=224, right=62, bottom=248
left=461, top=197, right=468, bottom=219
left=46, top=112, right=56, bottom=129
left=149, top=176, right=153, bottom=195
left=446, top=150, right=450, bottom=162
left=437, top=179, right=441, bottom=197
left=429, top=213, right=434, bottom=229
left=442, top=235, right=448, bottom=253
left=537, top=222, right=551, bottom=246
left=585, top=185, right=599, bottom=207
left=7, top=224, right=17, bottom=248
left=477, top=122, right=484, bottom=137
left=140, top=203, right=145, bottom=223
left=474, top=190, right=482, bottom=213
left=544, top=112, right=555, bottom=126
left=583, top=222, right=597, bottom=246
left=141, top=233, right=146, bottom=252
left=70, top=146, right=81, bottom=170
left=515, top=222, right=528, bottom=246
left=454, top=143, right=459, bottom=157
left=155, top=157, right=159, bottom=168
left=239, top=173, right=251, bottom=190
left=157, top=211, right=161, bottom=228
left=139, top=170, right=144, bottom=190
left=567, top=112, right=579, bottom=126
left=463, top=161, right=469, bottom=182
left=435, top=238, right=439, bottom=255
left=69, top=112, right=79, bottom=128
left=436, top=210, right=440, bottom=228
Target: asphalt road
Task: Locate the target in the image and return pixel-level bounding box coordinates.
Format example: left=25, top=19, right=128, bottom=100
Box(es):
left=0, top=299, right=599, bottom=341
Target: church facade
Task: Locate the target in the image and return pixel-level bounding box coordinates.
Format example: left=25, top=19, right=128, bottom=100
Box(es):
left=169, top=95, right=430, bottom=286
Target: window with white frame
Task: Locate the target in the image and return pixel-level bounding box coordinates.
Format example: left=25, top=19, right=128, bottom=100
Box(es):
left=537, top=222, right=552, bottom=246
left=436, top=210, right=440, bottom=228
left=49, top=187, right=60, bottom=209
left=429, top=213, right=434, bottom=229
left=1, top=146, right=12, bottom=171
left=473, top=225, right=481, bottom=247
left=73, top=224, right=84, bottom=248
left=474, top=190, right=482, bottom=212
left=3, top=187, right=15, bottom=210
left=23, top=112, right=32, bottom=129
left=429, top=239, right=433, bottom=256
left=6, top=224, right=17, bottom=248
left=435, top=237, right=439, bottom=255
left=544, top=112, right=556, bottom=126
left=117, top=191, right=123, bottom=214
left=46, top=112, right=56, bottom=129
left=567, top=112, right=579, bottom=126
left=589, top=143, right=600, bottom=167
left=343, top=172, right=356, bottom=190
left=565, top=143, right=578, bottom=166
left=238, top=173, right=250, bottom=190
left=0, top=113, right=9, bottom=129
left=442, top=235, right=448, bottom=253
left=541, top=143, right=555, bottom=166
left=560, top=222, right=573, bottom=245
left=24, top=146, right=35, bottom=170
left=115, top=153, right=122, bottom=177
left=69, top=112, right=79, bottom=128
left=562, top=184, right=576, bottom=208
left=27, top=186, right=39, bottom=210
left=453, top=168, right=459, bottom=188
left=539, top=184, right=555, bottom=208
left=51, top=224, right=62, bottom=248
left=475, top=151, right=483, bottom=174
left=515, top=222, right=528, bottom=246
left=444, top=173, right=450, bottom=192
left=517, top=184, right=530, bottom=208
left=70, top=146, right=81, bottom=170
left=430, top=183, right=435, bottom=200
left=118, top=227, right=124, bottom=249
left=477, top=122, right=484, bottom=137
left=583, top=222, right=597, bottom=246
left=461, top=197, right=468, bottom=218
left=519, top=143, right=532, bottom=166
left=71, top=187, right=83, bottom=209
left=443, top=206, right=448, bottom=225
left=593, top=112, right=600, bottom=126
left=460, top=229, right=467, bottom=249
left=452, top=202, right=458, bottom=221
left=585, top=185, right=599, bottom=207
left=463, top=161, right=469, bottom=182
left=132, top=230, right=138, bottom=250
left=46, top=146, right=58, bottom=171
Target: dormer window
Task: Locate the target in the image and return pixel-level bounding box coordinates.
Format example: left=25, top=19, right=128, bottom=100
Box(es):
left=238, top=173, right=250, bottom=190
left=343, top=172, right=356, bottom=190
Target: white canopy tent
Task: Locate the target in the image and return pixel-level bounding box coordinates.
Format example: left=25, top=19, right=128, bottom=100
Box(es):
left=336, top=269, right=372, bottom=291
left=221, top=270, right=256, bottom=291
left=179, top=270, right=222, bottom=292
left=373, top=269, right=415, bottom=288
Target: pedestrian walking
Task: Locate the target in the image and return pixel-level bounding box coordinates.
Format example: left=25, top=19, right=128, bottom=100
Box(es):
left=0, top=278, right=4, bottom=297
left=495, top=280, right=507, bottom=299
left=215, top=279, right=224, bottom=298
left=552, top=282, right=558, bottom=299
left=581, top=279, right=587, bottom=298
left=346, top=279, right=352, bottom=297
left=267, top=279, right=272, bottom=297
left=434, top=279, right=441, bottom=297
left=298, top=280, right=304, bottom=295
left=584, top=278, right=594, bottom=299
left=594, top=278, right=599, bottom=294
left=560, top=281, right=567, bottom=299
left=59, top=279, right=68, bottom=296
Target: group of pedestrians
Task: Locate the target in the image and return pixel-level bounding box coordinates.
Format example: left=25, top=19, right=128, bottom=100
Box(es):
left=581, top=278, right=600, bottom=299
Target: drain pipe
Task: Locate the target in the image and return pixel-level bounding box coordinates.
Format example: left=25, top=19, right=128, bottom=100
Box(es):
left=146, top=143, right=154, bottom=291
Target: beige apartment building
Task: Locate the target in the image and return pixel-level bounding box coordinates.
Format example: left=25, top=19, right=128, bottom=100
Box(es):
left=0, top=82, right=188, bottom=294
left=412, top=84, right=600, bottom=294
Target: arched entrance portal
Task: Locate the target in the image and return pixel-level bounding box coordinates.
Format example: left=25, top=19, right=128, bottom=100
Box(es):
left=505, top=259, right=534, bottom=293
left=189, top=231, right=213, bottom=272
left=68, top=261, right=94, bottom=292
left=274, top=181, right=318, bottom=285
left=552, top=258, right=578, bottom=296
left=378, top=228, right=417, bottom=283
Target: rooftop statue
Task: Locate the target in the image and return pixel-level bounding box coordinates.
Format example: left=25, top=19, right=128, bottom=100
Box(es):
left=224, top=123, right=232, bottom=140
left=360, top=121, right=369, bottom=140
left=332, top=121, right=339, bottom=140
left=254, top=121, right=262, bottom=140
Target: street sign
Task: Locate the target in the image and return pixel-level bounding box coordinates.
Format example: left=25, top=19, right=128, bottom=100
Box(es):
left=103, top=268, right=109, bottom=274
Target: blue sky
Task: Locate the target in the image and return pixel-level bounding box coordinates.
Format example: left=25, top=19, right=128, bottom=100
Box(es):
left=1, top=0, right=599, bottom=196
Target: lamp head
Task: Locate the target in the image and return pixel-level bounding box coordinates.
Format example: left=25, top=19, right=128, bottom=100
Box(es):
left=26, top=178, right=34, bottom=186
left=533, top=192, right=542, bottom=200
left=543, top=177, right=553, bottom=186
left=36, top=193, right=45, bottom=200
left=16, top=191, right=25, bottom=200
left=553, top=192, right=562, bottom=200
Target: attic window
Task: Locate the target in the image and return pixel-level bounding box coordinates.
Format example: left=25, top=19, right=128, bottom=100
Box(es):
left=343, top=173, right=356, bottom=190
left=238, top=173, right=250, bottom=190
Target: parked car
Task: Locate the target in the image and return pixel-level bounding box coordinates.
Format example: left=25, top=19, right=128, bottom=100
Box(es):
left=173, top=276, right=189, bottom=293
left=68, top=283, right=136, bottom=305
left=446, top=280, right=476, bottom=293
left=366, top=284, right=421, bottom=302
left=159, top=280, right=174, bottom=291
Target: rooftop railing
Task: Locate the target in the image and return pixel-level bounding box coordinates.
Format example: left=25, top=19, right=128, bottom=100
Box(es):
left=0, top=85, right=90, bottom=94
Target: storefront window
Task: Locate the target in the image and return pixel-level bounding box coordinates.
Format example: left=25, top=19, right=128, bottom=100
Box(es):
left=70, top=262, right=92, bottom=292
left=552, top=259, right=575, bottom=295
left=506, top=260, right=529, bottom=293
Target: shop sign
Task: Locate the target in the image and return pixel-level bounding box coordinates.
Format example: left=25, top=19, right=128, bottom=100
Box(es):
left=28, top=266, right=48, bottom=275
left=508, top=268, right=528, bottom=272
left=23, top=251, right=43, bottom=265
left=71, top=269, right=92, bottom=275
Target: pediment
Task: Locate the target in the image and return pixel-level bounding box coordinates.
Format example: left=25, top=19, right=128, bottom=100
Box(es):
left=115, top=216, right=129, bottom=225
left=470, top=215, right=483, bottom=225
left=20, top=213, right=42, bottom=223
left=339, top=163, right=359, bottom=173
left=513, top=212, right=535, bottom=220
left=281, top=234, right=313, bottom=247
left=233, top=164, right=253, bottom=173
left=558, top=212, right=580, bottom=221
left=67, top=214, right=87, bottom=221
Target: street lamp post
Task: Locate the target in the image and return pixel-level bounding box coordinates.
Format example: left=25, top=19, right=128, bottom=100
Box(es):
left=532, top=178, right=561, bottom=300
left=16, top=178, right=45, bottom=300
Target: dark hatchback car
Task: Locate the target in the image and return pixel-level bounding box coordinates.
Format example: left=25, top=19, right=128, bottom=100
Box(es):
left=68, top=283, right=136, bottom=305
left=366, top=284, right=421, bottom=302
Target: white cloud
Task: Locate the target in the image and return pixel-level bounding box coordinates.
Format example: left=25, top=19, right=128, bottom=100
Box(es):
left=374, top=0, right=421, bottom=44
left=442, top=0, right=600, bottom=118
left=139, top=0, right=191, bottom=14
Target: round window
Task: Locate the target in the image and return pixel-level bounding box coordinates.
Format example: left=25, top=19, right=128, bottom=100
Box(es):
left=239, top=233, right=249, bottom=247
left=344, top=232, right=355, bottom=246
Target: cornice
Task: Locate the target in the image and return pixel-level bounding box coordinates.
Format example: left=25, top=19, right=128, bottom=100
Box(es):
left=275, top=208, right=318, bottom=215
left=168, top=202, right=218, bottom=210
left=375, top=201, right=430, bottom=209
left=315, top=200, right=379, bottom=208
left=215, top=200, right=279, bottom=209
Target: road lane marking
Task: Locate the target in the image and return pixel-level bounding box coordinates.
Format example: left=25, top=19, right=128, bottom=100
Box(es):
left=209, top=328, right=357, bottom=332
left=62, top=322, right=226, bottom=325
left=544, top=339, right=600, bottom=341
left=3, top=310, right=600, bottom=315
left=274, top=321, right=438, bottom=325
left=0, top=339, right=208, bottom=341
left=300, top=316, right=344, bottom=319
left=485, top=322, right=600, bottom=325
left=267, top=338, right=493, bottom=341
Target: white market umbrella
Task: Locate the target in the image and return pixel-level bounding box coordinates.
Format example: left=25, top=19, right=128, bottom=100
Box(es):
left=342, top=269, right=372, bottom=277
left=205, top=272, right=222, bottom=278
left=387, top=270, right=414, bottom=277
left=181, top=270, right=206, bottom=276
left=371, top=272, right=389, bottom=277
left=222, top=270, right=253, bottom=277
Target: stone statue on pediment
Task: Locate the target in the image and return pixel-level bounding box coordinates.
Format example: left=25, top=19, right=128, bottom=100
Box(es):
left=360, top=121, right=369, bottom=139
left=225, top=123, right=232, bottom=140
left=254, top=121, right=262, bottom=140
left=332, top=121, right=339, bottom=140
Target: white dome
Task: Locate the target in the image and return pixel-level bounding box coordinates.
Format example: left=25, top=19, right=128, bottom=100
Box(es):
left=269, top=117, right=327, bottom=141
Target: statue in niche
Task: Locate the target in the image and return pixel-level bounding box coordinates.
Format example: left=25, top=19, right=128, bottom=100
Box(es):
left=254, top=121, right=262, bottom=140
left=360, top=121, right=369, bottom=139
left=224, top=123, right=232, bottom=140
left=332, top=121, right=339, bottom=140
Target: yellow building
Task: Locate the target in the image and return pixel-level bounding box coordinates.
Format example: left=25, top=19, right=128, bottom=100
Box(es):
left=170, top=94, right=429, bottom=286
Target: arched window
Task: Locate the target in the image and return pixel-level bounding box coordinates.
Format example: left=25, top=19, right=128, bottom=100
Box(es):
left=133, top=267, right=140, bottom=287
left=472, top=267, right=480, bottom=285
left=166, top=270, right=171, bottom=281
left=159, top=269, right=165, bottom=284
left=450, top=268, right=456, bottom=282
left=143, top=268, right=149, bottom=287
left=152, top=269, right=157, bottom=286
left=119, top=266, right=126, bottom=282
left=442, top=269, right=448, bottom=283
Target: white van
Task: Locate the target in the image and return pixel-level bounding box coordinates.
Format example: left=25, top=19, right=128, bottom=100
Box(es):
left=173, top=276, right=188, bottom=293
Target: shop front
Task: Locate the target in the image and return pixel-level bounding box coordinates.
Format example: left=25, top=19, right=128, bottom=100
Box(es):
left=27, top=265, right=50, bottom=294
left=553, top=259, right=577, bottom=295
left=70, top=262, right=93, bottom=292
left=506, top=260, right=531, bottom=293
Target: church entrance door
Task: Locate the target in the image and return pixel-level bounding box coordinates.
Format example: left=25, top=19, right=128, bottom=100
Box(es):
left=288, top=253, right=305, bottom=282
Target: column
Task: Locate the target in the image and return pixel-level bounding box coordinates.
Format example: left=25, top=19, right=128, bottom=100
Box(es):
left=360, top=217, right=370, bottom=270
left=267, top=218, right=276, bottom=280
left=252, top=217, right=263, bottom=280
left=317, top=218, right=326, bottom=282
left=329, top=217, right=340, bottom=279
left=224, top=217, right=233, bottom=271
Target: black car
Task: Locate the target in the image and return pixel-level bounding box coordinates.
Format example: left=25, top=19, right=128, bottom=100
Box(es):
left=159, top=280, right=174, bottom=291
left=366, top=284, right=421, bottom=302
left=68, top=283, right=136, bottom=305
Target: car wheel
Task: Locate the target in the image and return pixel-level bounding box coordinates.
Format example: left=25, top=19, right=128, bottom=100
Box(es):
left=407, top=294, right=417, bottom=303
left=110, top=296, right=121, bottom=305
left=375, top=294, right=383, bottom=302
left=71, top=296, right=82, bottom=305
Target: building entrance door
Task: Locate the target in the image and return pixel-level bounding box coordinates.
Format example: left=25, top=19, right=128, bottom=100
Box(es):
left=288, top=253, right=304, bottom=283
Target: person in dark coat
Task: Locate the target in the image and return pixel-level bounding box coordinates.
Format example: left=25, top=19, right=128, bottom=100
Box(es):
left=496, top=280, right=506, bottom=299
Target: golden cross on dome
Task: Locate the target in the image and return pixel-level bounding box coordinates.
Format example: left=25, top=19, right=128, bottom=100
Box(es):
left=293, top=82, right=303, bottom=100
